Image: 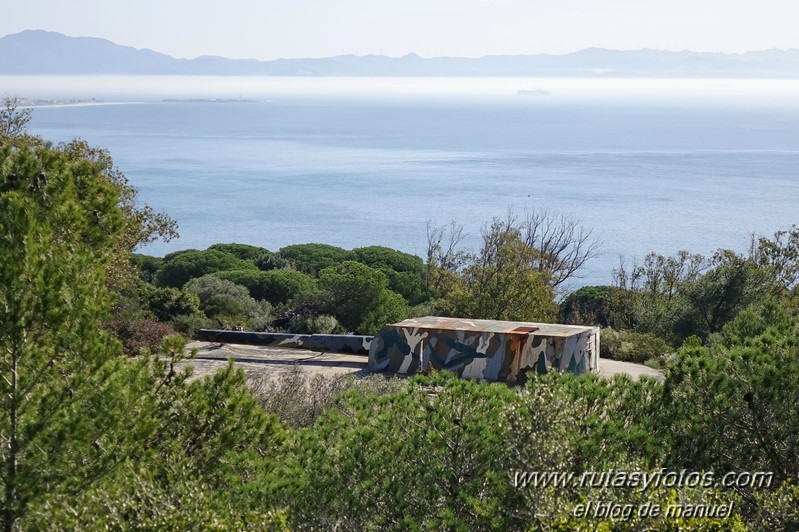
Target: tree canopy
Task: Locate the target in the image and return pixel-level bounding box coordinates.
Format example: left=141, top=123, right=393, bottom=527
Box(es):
left=445, top=217, right=558, bottom=322
left=156, top=249, right=258, bottom=288
left=213, top=268, right=316, bottom=305
left=318, top=261, right=409, bottom=334
left=0, top=108, right=286, bottom=529
left=207, top=242, right=271, bottom=262
left=278, top=243, right=352, bottom=276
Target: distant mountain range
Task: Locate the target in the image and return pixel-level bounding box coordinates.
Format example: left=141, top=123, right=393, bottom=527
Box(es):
left=2, top=30, right=799, bottom=78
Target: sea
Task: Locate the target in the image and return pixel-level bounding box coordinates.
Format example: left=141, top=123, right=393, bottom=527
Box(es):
left=6, top=75, right=799, bottom=289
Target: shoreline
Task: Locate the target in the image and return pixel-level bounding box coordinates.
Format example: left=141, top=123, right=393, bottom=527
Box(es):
left=17, top=100, right=145, bottom=109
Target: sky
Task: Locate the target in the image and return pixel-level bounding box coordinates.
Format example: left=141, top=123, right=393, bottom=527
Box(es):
left=3, top=0, right=799, bottom=60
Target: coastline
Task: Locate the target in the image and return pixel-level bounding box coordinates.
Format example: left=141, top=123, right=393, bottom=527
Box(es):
left=16, top=99, right=146, bottom=109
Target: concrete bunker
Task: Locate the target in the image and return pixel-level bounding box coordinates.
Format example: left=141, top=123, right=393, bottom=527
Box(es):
left=368, top=316, right=599, bottom=382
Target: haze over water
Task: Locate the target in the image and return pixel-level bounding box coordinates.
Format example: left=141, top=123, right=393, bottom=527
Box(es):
left=11, top=75, right=799, bottom=289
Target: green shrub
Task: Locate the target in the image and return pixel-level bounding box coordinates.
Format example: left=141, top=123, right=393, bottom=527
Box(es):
left=142, top=285, right=203, bottom=323
left=600, top=327, right=672, bottom=364
left=130, top=253, right=163, bottom=283
left=318, top=261, right=409, bottom=334
left=750, top=481, right=799, bottom=531
left=558, top=285, right=633, bottom=327
left=659, top=304, right=799, bottom=486
left=382, top=268, right=430, bottom=305
left=108, top=318, right=176, bottom=355
left=270, top=291, right=334, bottom=332
left=255, top=253, right=289, bottom=271
left=184, top=275, right=272, bottom=330
left=250, top=366, right=405, bottom=429
left=287, top=314, right=338, bottom=334
left=170, top=313, right=213, bottom=337
left=214, top=269, right=316, bottom=305
left=409, top=298, right=458, bottom=318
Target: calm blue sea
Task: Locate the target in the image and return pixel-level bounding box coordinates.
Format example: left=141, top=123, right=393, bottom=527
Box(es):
left=14, top=76, right=799, bottom=288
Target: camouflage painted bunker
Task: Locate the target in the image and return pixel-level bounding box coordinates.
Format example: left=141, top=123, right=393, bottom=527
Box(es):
left=368, top=316, right=599, bottom=382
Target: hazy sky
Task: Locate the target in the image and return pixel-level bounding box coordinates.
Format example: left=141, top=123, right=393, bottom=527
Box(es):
left=4, top=0, right=799, bottom=60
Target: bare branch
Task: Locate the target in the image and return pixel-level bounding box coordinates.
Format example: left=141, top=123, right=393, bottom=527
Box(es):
left=521, top=208, right=601, bottom=291
left=425, top=220, right=468, bottom=295
left=0, top=97, right=33, bottom=140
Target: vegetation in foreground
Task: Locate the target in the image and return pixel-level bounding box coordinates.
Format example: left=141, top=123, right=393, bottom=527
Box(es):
left=2, top=97, right=799, bottom=530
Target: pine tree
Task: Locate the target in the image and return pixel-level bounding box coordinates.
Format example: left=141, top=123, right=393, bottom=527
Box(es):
left=0, top=139, right=140, bottom=529
left=1, top=136, right=287, bottom=530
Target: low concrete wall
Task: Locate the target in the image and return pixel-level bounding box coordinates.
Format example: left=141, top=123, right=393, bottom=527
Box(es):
left=197, top=329, right=372, bottom=355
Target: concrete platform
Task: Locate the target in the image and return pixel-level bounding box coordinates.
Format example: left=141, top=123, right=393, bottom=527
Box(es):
left=180, top=341, right=663, bottom=383
left=598, top=358, right=664, bottom=381
left=180, top=341, right=369, bottom=382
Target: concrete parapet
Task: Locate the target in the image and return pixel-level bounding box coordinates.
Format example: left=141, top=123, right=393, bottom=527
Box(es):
left=197, top=329, right=372, bottom=355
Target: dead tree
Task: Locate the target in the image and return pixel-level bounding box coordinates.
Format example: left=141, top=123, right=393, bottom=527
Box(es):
left=520, top=209, right=601, bottom=291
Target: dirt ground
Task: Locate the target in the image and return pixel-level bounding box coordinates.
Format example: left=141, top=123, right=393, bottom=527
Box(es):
left=181, top=341, right=663, bottom=383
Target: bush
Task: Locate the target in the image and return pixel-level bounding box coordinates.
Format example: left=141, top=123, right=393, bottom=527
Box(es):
left=250, top=366, right=406, bottom=428
left=279, top=243, right=352, bottom=276
left=255, top=253, right=289, bottom=271
left=142, top=284, right=203, bottom=323
left=269, top=291, right=332, bottom=331
left=156, top=249, right=258, bottom=288
left=750, top=481, right=799, bottom=531
left=659, top=303, right=799, bottom=485
left=287, top=372, right=538, bottom=529
left=108, top=318, right=176, bottom=355
left=214, top=269, right=316, bottom=305
left=600, top=327, right=672, bottom=364
left=130, top=253, right=163, bottom=283
left=559, top=285, right=619, bottom=326
left=318, top=261, right=409, bottom=334
left=408, top=298, right=458, bottom=318
left=357, top=289, right=409, bottom=334
left=184, top=275, right=272, bottom=330
left=288, top=314, right=338, bottom=334
left=111, top=281, right=206, bottom=340
left=382, top=268, right=430, bottom=305
left=170, top=313, right=213, bottom=337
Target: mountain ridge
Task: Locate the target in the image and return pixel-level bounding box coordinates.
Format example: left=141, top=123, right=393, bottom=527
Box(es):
left=2, top=30, right=799, bottom=77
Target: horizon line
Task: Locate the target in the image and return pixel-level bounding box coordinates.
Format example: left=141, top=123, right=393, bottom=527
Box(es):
left=5, top=29, right=799, bottom=63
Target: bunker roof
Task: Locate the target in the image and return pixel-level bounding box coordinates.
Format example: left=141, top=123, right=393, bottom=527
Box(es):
left=388, top=316, right=596, bottom=338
